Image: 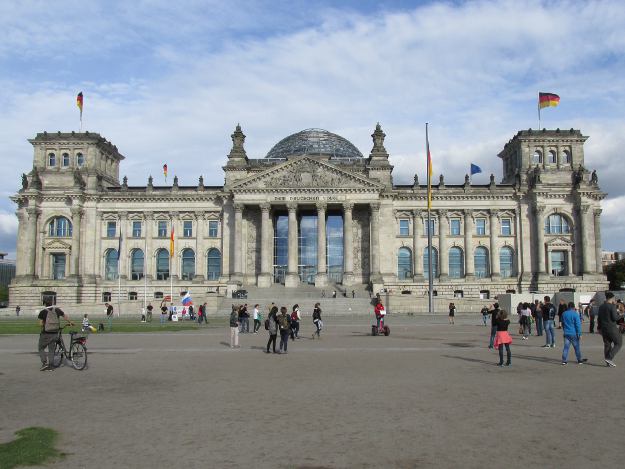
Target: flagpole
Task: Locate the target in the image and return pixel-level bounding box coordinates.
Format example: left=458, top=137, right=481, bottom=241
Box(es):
left=80, top=110, right=83, bottom=133
left=537, top=92, right=541, bottom=130
left=426, top=123, right=433, bottom=315
left=143, top=225, right=147, bottom=314
left=117, top=217, right=122, bottom=318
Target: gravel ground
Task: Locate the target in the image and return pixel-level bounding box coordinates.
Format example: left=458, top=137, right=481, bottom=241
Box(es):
left=1, top=315, right=623, bottom=469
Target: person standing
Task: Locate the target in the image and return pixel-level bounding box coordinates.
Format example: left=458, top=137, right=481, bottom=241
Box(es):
left=541, top=296, right=557, bottom=348
left=15, top=305, right=21, bottom=317
left=520, top=302, right=532, bottom=339
left=557, top=299, right=567, bottom=329
left=561, top=302, right=585, bottom=365
left=480, top=305, right=489, bottom=326
left=253, top=304, right=261, bottom=333
left=278, top=307, right=291, bottom=353
left=589, top=299, right=598, bottom=334
left=448, top=302, right=456, bottom=325
left=351, top=290, right=355, bottom=298
left=493, top=309, right=512, bottom=366
left=290, top=304, right=301, bottom=340
left=332, top=290, right=337, bottom=299
left=146, top=303, right=153, bottom=322
left=105, top=302, right=114, bottom=331
left=160, top=302, right=168, bottom=324
left=37, top=301, right=73, bottom=371
left=488, top=303, right=500, bottom=349
left=266, top=306, right=278, bottom=353
left=598, top=292, right=623, bottom=367
left=229, top=305, right=240, bottom=349
left=532, top=299, right=543, bottom=336
left=312, top=303, right=323, bottom=339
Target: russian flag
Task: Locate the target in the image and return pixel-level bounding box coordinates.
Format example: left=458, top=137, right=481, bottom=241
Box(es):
left=181, top=292, right=193, bottom=306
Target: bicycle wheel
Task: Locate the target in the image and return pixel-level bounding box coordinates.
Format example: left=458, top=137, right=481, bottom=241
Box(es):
left=69, top=342, right=88, bottom=370
left=51, top=342, right=64, bottom=368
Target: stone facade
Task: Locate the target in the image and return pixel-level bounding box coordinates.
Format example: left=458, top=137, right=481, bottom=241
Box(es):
left=10, top=125, right=608, bottom=311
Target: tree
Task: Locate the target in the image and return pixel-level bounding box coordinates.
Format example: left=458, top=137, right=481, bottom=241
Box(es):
left=0, top=285, right=8, bottom=302
left=605, top=259, right=625, bottom=291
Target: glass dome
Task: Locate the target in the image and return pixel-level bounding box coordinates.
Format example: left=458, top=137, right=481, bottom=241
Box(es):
left=265, top=128, right=364, bottom=159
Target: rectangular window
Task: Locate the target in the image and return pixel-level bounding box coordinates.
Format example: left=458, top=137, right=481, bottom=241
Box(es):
left=424, top=219, right=436, bottom=236
left=501, top=218, right=512, bottom=236
left=399, top=219, right=409, bottom=236
left=450, top=218, right=461, bottom=236
left=183, top=220, right=193, bottom=237
left=208, top=220, right=218, bottom=237
left=476, top=218, right=486, bottom=235
left=158, top=221, right=167, bottom=237
left=52, top=254, right=66, bottom=280
left=132, top=221, right=142, bottom=238
left=106, top=221, right=116, bottom=238
left=102, top=292, right=112, bottom=302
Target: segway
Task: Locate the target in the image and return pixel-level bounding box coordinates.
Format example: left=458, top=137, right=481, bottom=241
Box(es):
left=371, top=313, right=390, bottom=336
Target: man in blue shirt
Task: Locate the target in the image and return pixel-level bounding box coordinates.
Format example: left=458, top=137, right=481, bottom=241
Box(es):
left=561, top=302, right=585, bottom=365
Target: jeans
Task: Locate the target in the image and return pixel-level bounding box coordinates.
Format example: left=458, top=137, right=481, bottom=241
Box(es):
left=107, top=315, right=113, bottom=331
left=562, top=335, right=582, bottom=363
left=161, top=314, right=166, bottom=324
left=602, top=327, right=622, bottom=360
left=291, top=321, right=299, bottom=339
left=230, top=327, right=239, bottom=347
left=589, top=316, right=596, bottom=333
left=498, top=344, right=511, bottom=365
left=254, top=319, right=261, bottom=332
left=38, top=332, right=57, bottom=365
left=535, top=316, right=543, bottom=336
left=489, top=325, right=497, bottom=348
left=482, top=315, right=488, bottom=326
left=267, top=333, right=277, bottom=352
left=313, top=320, right=322, bottom=337
left=279, top=329, right=289, bottom=351
left=544, top=320, right=555, bottom=346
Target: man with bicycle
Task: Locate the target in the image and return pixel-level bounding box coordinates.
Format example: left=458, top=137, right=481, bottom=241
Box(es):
left=38, top=300, right=73, bottom=371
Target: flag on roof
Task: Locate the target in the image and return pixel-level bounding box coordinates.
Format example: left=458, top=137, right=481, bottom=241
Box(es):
left=470, top=163, right=482, bottom=176
left=539, top=92, right=560, bottom=109
left=76, top=92, right=83, bottom=112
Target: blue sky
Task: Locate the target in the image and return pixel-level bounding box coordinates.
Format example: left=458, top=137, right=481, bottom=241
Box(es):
left=1, top=0, right=625, bottom=257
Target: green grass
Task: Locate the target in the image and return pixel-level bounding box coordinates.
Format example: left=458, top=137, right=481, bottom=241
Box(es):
left=0, top=317, right=227, bottom=335
left=0, top=427, right=64, bottom=469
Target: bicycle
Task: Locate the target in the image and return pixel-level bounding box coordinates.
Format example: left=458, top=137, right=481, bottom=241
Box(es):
left=51, top=325, right=88, bottom=370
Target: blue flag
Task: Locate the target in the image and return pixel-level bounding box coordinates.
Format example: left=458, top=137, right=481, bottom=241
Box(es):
left=470, top=163, right=482, bottom=176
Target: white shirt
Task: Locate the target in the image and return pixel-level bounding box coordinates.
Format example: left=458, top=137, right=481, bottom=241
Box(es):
left=253, top=308, right=259, bottom=320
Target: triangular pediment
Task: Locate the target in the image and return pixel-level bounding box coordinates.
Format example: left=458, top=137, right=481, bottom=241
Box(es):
left=232, top=157, right=382, bottom=191
left=44, top=239, right=72, bottom=250
left=545, top=236, right=573, bottom=248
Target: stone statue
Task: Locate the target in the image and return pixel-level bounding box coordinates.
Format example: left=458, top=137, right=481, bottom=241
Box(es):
left=123, top=176, right=128, bottom=186
left=439, top=174, right=444, bottom=187
left=199, top=175, right=204, bottom=187
left=464, top=174, right=470, bottom=185
left=413, top=173, right=419, bottom=188
left=490, top=173, right=495, bottom=185
left=173, top=175, right=179, bottom=186
left=21, top=173, right=28, bottom=190
left=590, top=169, right=598, bottom=185
left=534, top=165, right=542, bottom=184
left=148, top=175, right=153, bottom=186
left=572, top=167, right=583, bottom=188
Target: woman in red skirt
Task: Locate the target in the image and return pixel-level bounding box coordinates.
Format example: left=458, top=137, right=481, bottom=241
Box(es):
left=493, top=309, right=512, bottom=367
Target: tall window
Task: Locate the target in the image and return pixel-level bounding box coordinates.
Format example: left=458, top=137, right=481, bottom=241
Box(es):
left=551, top=250, right=567, bottom=276
left=52, top=254, right=66, bottom=280
left=273, top=215, right=288, bottom=283
left=500, top=218, right=511, bottom=236
left=544, top=214, right=570, bottom=234
left=548, top=150, right=557, bottom=164
left=130, top=249, right=144, bottom=280
left=132, top=221, right=142, bottom=238
left=105, top=249, right=119, bottom=280
left=449, top=247, right=464, bottom=278
left=476, top=218, right=486, bottom=235
left=48, top=217, right=72, bottom=237
left=62, top=153, right=70, bottom=166
left=298, top=215, right=317, bottom=283
left=474, top=246, right=490, bottom=278
left=397, top=247, right=412, bottom=280
left=181, top=248, right=195, bottom=280
left=76, top=152, right=85, bottom=166
left=207, top=248, right=221, bottom=280
left=208, top=220, right=218, bottom=237
left=500, top=246, right=514, bottom=278
left=326, top=214, right=344, bottom=283
left=423, top=247, right=439, bottom=279
left=532, top=150, right=542, bottom=164
left=158, top=221, right=168, bottom=237
left=107, top=221, right=116, bottom=238
left=561, top=149, right=571, bottom=165
left=399, top=219, right=409, bottom=236
left=183, top=220, right=193, bottom=237
left=450, top=218, right=461, bottom=236
left=156, top=249, right=169, bottom=280
left=48, top=152, right=56, bottom=166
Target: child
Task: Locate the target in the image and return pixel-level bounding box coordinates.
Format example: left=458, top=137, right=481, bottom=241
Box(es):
left=493, top=309, right=512, bottom=367
left=82, top=314, right=91, bottom=332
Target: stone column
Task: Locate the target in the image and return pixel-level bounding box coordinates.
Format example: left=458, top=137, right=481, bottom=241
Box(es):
left=118, top=212, right=128, bottom=279
left=144, top=213, right=153, bottom=279
left=370, top=203, right=383, bottom=287
left=24, top=207, right=39, bottom=279
left=315, top=203, right=328, bottom=287
left=258, top=203, right=272, bottom=287
left=534, top=205, right=546, bottom=277
left=93, top=211, right=102, bottom=280
left=567, top=249, right=573, bottom=276
left=342, top=203, right=354, bottom=286
left=438, top=210, right=448, bottom=279
left=14, top=210, right=27, bottom=278
left=578, top=205, right=592, bottom=274
left=70, top=207, right=83, bottom=278
left=489, top=210, right=500, bottom=277
left=594, top=209, right=603, bottom=274
left=233, top=204, right=243, bottom=280
left=464, top=209, right=474, bottom=277
left=285, top=203, right=299, bottom=287
left=412, top=210, right=423, bottom=280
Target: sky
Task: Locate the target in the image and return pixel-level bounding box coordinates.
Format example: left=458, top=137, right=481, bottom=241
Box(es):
left=1, top=0, right=625, bottom=258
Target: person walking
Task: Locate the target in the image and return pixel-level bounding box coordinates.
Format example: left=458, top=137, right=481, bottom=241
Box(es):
left=312, top=303, right=323, bottom=339
left=290, top=304, right=301, bottom=340
left=277, top=306, right=291, bottom=353
left=15, top=305, right=20, bottom=317
left=241, top=303, right=250, bottom=333
left=448, top=302, right=456, bottom=325
left=229, top=305, right=240, bottom=349
left=520, top=302, right=532, bottom=339
left=105, top=302, right=114, bottom=331
left=494, top=309, right=512, bottom=366
left=561, top=302, right=585, bottom=365
left=253, top=304, right=261, bottom=333
left=37, top=300, right=73, bottom=371
left=480, top=305, right=489, bottom=326
left=598, top=292, right=623, bottom=367
left=488, top=303, right=500, bottom=349
left=541, top=296, right=557, bottom=348
left=266, top=306, right=278, bottom=353
left=589, top=299, right=598, bottom=334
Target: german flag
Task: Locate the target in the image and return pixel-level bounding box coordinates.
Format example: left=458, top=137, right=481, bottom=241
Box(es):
left=76, top=92, right=83, bottom=112
left=539, top=92, right=560, bottom=109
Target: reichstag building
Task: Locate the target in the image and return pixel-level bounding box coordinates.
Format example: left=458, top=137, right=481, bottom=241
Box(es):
left=10, top=124, right=608, bottom=310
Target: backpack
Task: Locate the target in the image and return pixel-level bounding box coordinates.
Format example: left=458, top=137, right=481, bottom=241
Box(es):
left=44, top=307, right=60, bottom=332
left=264, top=319, right=270, bottom=330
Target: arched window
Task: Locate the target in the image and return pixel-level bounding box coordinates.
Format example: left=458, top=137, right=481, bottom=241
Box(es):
left=105, top=249, right=119, bottom=280
left=130, top=249, right=144, bottom=280
left=48, top=152, right=56, bottom=166
left=62, top=152, right=70, bottom=166
left=76, top=152, right=85, bottom=166
left=423, top=247, right=438, bottom=279
left=548, top=150, right=556, bottom=164
left=207, top=248, right=221, bottom=280
left=156, top=249, right=169, bottom=280
left=532, top=150, right=542, bottom=164
left=544, top=214, right=570, bottom=234
left=474, top=246, right=490, bottom=278
left=500, top=246, right=515, bottom=278
left=561, top=149, right=571, bottom=165
left=48, top=217, right=72, bottom=237
left=397, top=247, right=412, bottom=280
left=181, top=248, right=195, bottom=280
left=449, top=247, right=464, bottom=278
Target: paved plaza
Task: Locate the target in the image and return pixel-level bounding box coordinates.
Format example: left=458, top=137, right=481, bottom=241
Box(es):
left=1, top=315, right=623, bottom=468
